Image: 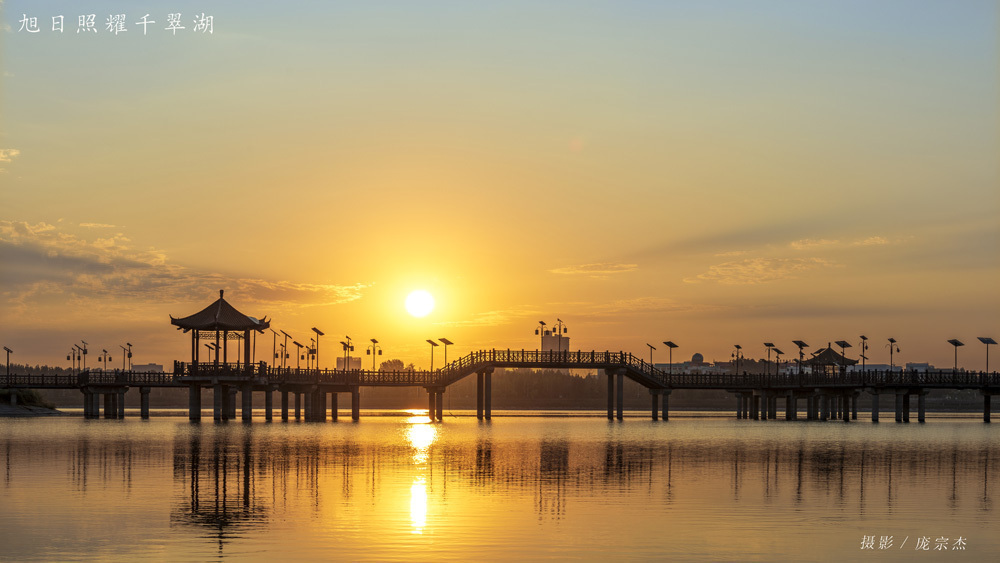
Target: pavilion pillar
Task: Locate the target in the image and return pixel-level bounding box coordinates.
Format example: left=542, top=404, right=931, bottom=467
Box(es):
left=352, top=387, right=360, bottom=421
left=280, top=390, right=289, bottom=421
left=330, top=393, right=338, bottom=421
left=244, top=329, right=251, bottom=376
left=242, top=384, right=253, bottom=421
left=140, top=387, right=150, bottom=420
left=264, top=388, right=273, bottom=421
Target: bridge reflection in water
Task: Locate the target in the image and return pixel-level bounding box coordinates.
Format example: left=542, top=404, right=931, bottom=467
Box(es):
left=1, top=418, right=997, bottom=558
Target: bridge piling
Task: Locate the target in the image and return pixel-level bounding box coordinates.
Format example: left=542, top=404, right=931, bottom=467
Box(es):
left=351, top=388, right=360, bottom=421
left=606, top=372, right=614, bottom=420
left=294, top=392, right=301, bottom=420
left=330, top=392, right=338, bottom=421
left=188, top=384, right=201, bottom=421
left=736, top=395, right=743, bottom=419
left=650, top=390, right=658, bottom=421
left=871, top=393, right=880, bottom=422
left=140, top=387, right=150, bottom=419
left=104, top=393, right=114, bottom=419
left=304, top=389, right=313, bottom=421
left=751, top=395, right=759, bottom=420
left=477, top=372, right=484, bottom=420
left=985, top=394, right=991, bottom=423
left=895, top=392, right=903, bottom=423
left=852, top=393, right=858, bottom=420
left=435, top=391, right=444, bottom=422
left=228, top=388, right=237, bottom=420
left=213, top=385, right=222, bottom=421
left=318, top=391, right=328, bottom=422
left=241, top=384, right=252, bottom=422
left=264, top=388, right=273, bottom=421
left=663, top=391, right=670, bottom=421
left=903, top=393, right=911, bottom=423
left=280, top=391, right=288, bottom=421
left=917, top=392, right=926, bottom=423
left=427, top=391, right=435, bottom=422
left=785, top=394, right=793, bottom=420
left=616, top=372, right=624, bottom=421
left=484, top=371, right=492, bottom=420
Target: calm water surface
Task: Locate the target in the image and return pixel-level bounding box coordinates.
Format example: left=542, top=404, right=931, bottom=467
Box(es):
left=1, top=412, right=997, bottom=561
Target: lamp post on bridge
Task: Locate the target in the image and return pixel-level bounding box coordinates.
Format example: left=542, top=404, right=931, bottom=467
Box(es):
left=887, top=338, right=900, bottom=371
left=367, top=338, right=383, bottom=370
left=119, top=345, right=129, bottom=371
left=292, top=341, right=304, bottom=371
left=80, top=341, right=88, bottom=371
left=553, top=319, right=568, bottom=353
left=978, top=337, right=997, bottom=374
left=773, top=348, right=784, bottom=377
left=269, top=328, right=279, bottom=369
left=947, top=339, right=964, bottom=374
left=340, top=337, right=354, bottom=371
left=439, top=338, right=453, bottom=368
left=646, top=343, right=656, bottom=367
left=835, top=340, right=852, bottom=376
left=99, top=349, right=112, bottom=372
left=426, top=339, right=439, bottom=371
left=793, top=341, right=809, bottom=377
left=662, top=341, right=678, bottom=375
left=280, top=331, right=293, bottom=369
left=312, top=327, right=324, bottom=370
left=764, top=343, right=774, bottom=376
left=859, top=335, right=869, bottom=372
left=4, top=346, right=11, bottom=381
left=535, top=321, right=547, bottom=351
left=732, top=345, right=743, bottom=375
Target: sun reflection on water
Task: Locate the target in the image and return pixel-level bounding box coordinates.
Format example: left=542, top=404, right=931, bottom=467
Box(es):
left=404, top=416, right=437, bottom=534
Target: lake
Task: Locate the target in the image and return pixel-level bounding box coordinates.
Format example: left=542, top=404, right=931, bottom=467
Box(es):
left=1, top=411, right=997, bottom=561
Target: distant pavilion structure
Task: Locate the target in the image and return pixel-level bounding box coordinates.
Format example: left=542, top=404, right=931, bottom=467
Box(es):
left=806, top=343, right=858, bottom=376
left=171, top=290, right=270, bottom=376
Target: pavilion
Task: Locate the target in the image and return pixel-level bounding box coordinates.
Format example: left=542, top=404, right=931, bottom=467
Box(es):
left=806, top=343, right=858, bottom=376
left=170, top=290, right=270, bottom=376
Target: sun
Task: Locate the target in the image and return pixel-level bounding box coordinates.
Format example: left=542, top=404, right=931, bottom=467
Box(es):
left=405, top=290, right=435, bottom=318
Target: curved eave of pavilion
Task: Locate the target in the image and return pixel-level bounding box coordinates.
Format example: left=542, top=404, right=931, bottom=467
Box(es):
left=169, top=290, right=271, bottom=333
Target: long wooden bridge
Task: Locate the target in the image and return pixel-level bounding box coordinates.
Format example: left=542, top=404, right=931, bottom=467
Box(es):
left=4, top=349, right=998, bottom=423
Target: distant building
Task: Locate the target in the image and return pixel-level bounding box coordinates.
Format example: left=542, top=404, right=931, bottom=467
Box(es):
left=337, top=357, right=362, bottom=370
left=541, top=333, right=570, bottom=352
left=132, top=363, right=164, bottom=372
left=905, top=362, right=937, bottom=372
left=655, top=353, right=726, bottom=374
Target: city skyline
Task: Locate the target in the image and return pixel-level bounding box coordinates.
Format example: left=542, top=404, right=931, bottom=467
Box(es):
left=2, top=1, right=997, bottom=369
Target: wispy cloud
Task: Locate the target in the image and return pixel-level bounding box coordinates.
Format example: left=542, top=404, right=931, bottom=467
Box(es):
left=789, top=238, right=840, bottom=250
left=685, top=257, right=836, bottom=285
left=79, top=223, right=119, bottom=229
left=0, top=148, right=20, bottom=172
left=548, top=262, right=637, bottom=276
left=0, top=220, right=370, bottom=317
left=434, top=306, right=539, bottom=327
left=852, top=236, right=890, bottom=246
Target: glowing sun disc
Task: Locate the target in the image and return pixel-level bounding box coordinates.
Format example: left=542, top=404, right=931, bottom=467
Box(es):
left=405, top=290, right=435, bottom=318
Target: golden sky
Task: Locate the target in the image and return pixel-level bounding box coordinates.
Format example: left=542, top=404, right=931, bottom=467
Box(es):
left=1, top=1, right=997, bottom=369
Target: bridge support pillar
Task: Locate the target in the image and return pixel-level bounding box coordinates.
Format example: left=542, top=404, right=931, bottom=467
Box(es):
left=104, top=393, right=114, bottom=419
left=280, top=391, right=289, bottom=421
left=871, top=393, right=879, bottom=422
left=91, top=392, right=100, bottom=418
left=215, top=385, right=227, bottom=421
left=213, top=386, right=223, bottom=420
left=785, top=394, right=793, bottom=420
left=317, top=391, right=328, bottom=422
left=352, top=388, right=360, bottom=422
left=331, top=392, right=338, bottom=421
left=894, top=392, right=903, bottom=423
left=650, top=390, right=658, bottom=421
left=662, top=391, right=670, bottom=421
left=984, top=394, right=992, bottom=423
left=477, top=372, right=485, bottom=420
left=188, top=384, right=201, bottom=421
left=304, top=389, right=313, bottom=421
left=606, top=371, right=614, bottom=420
left=751, top=395, right=759, bottom=420
left=852, top=393, right=858, bottom=420
left=264, top=388, right=273, bottom=421
left=903, top=393, right=911, bottom=423
left=484, top=371, right=492, bottom=420
left=842, top=395, right=850, bottom=423
left=819, top=395, right=828, bottom=422
left=117, top=391, right=126, bottom=418
left=436, top=390, right=444, bottom=422
left=229, top=388, right=238, bottom=420
left=736, top=395, right=743, bottom=419
left=295, top=392, right=301, bottom=420
left=242, top=385, right=253, bottom=422
left=82, top=391, right=91, bottom=418
left=770, top=396, right=777, bottom=420
left=616, top=372, right=624, bottom=421
left=140, top=387, right=150, bottom=420
left=428, top=390, right=435, bottom=422
left=917, top=392, right=926, bottom=423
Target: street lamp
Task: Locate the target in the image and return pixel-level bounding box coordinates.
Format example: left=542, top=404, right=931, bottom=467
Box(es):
left=535, top=321, right=548, bottom=350
left=764, top=343, right=775, bottom=376
left=119, top=345, right=129, bottom=371
left=367, top=338, right=383, bottom=370
left=292, top=341, right=304, bottom=370
left=280, top=330, right=293, bottom=369
left=126, top=342, right=132, bottom=370
left=439, top=338, right=453, bottom=367
left=312, top=327, right=324, bottom=369
left=646, top=343, right=656, bottom=366
left=792, top=341, right=809, bottom=375
left=553, top=319, right=568, bottom=353
left=835, top=340, right=852, bottom=374
left=426, top=339, right=439, bottom=370
left=859, top=335, right=869, bottom=372
left=3, top=346, right=11, bottom=379
left=100, top=349, right=112, bottom=371
left=340, top=336, right=355, bottom=371
left=978, top=337, right=997, bottom=374
left=947, top=339, right=964, bottom=374
left=269, top=328, right=279, bottom=369
left=662, top=341, right=678, bottom=375
left=732, top=345, right=743, bottom=375
left=80, top=341, right=88, bottom=370
left=773, top=348, right=784, bottom=375
left=887, top=338, right=900, bottom=370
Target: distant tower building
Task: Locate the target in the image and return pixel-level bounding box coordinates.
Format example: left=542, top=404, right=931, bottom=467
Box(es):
left=337, top=357, right=362, bottom=370
left=131, top=363, right=164, bottom=372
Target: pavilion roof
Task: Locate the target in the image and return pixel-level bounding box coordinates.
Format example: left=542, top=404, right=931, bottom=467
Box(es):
left=170, top=290, right=270, bottom=332
left=805, top=344, right=858, bottom=366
